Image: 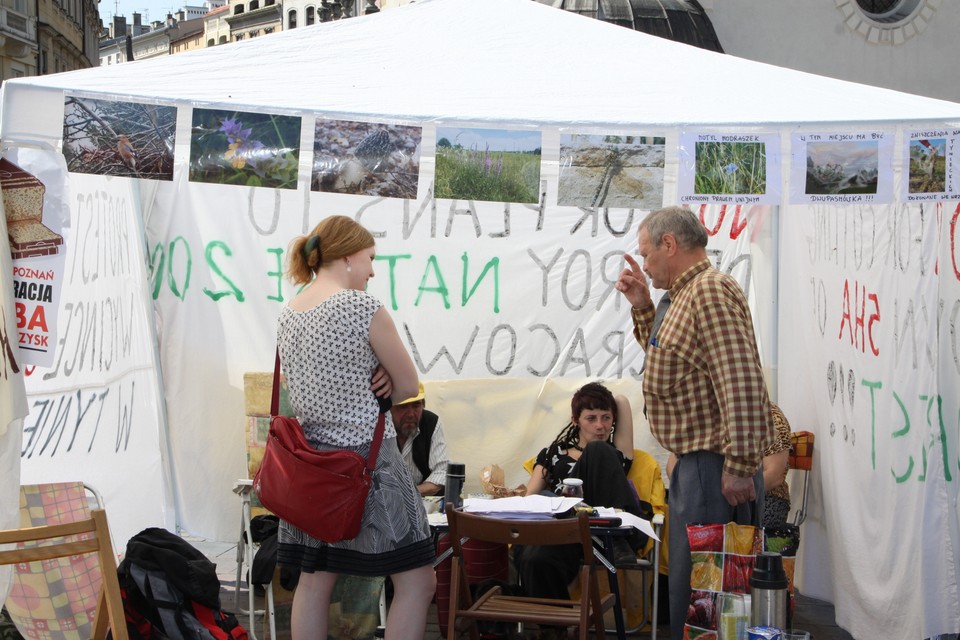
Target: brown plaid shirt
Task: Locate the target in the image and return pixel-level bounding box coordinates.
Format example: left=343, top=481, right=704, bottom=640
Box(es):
left=631, top=259, right=773, bottom=477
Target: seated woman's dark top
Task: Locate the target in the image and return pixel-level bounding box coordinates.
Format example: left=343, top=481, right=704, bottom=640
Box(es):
left=535, top=440, right=633, bottom=494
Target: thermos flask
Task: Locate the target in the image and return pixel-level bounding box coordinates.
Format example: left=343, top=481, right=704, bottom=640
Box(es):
left=445, top=462, right=466, bottom=510
left=750, top=552, right=788, bottom=630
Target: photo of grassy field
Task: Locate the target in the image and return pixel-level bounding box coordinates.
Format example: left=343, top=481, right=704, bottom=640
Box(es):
left=435, top=127, right=541, bottom=204
left=558, top=134, right=664, bottom=209
left=805, top=140, right=879, bottom=195
left=694, top=141, right=766, bottom=195
left=908, top=138, right=946, bottom=193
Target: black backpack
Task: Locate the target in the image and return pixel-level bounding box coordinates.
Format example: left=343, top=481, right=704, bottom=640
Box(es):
left=114, top=527, right=248, bottom=640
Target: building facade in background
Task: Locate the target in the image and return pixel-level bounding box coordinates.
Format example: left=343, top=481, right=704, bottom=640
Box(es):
left=0, top=0, right=38, bottom=80
left=2, top=0, right=99, bottom=83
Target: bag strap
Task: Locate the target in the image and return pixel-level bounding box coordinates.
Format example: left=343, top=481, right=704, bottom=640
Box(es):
left=272, top=347, right=386, bottom=473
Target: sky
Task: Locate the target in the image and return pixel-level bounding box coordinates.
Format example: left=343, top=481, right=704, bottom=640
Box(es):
left=435, top=127, right=542, bottom=153
left=104, top=0, right=193, bottom=25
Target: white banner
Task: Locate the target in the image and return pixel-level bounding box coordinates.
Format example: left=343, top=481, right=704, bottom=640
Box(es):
left=779, top=201, right=959, bottom=638
left=15, top=161, right=174, bottom=548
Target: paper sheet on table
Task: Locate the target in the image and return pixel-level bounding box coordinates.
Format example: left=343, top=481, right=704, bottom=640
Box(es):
left=595, top=507, right=660, bottom=542
left=462, top=494, right=581, bottom=517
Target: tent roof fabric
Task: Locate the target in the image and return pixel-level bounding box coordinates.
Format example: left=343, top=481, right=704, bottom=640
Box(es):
left=5, top=0, right=960, bottom=128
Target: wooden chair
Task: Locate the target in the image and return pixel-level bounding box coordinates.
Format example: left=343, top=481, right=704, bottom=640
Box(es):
left=446, top=509, right=614, bottom=640
left=0, top=508, right=129, bottom=640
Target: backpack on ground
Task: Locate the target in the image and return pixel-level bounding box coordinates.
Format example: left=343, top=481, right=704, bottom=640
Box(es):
left=113, top=527, right=248, bottom=640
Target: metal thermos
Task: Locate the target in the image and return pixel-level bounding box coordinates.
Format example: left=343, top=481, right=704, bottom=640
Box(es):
left=445, top=462, right=466, bottom=509
left=750, top=552, right=788, bottom=630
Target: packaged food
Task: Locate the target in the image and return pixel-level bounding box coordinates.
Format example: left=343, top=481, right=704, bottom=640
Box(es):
left=746, top=626, right=782, bottom=640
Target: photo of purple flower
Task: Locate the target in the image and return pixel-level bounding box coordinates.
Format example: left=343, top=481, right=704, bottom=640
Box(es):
left=189, top=108, right=301, bottom=189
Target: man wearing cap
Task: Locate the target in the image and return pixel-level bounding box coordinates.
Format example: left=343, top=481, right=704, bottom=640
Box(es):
left=390, top=383, right=450, bottom=496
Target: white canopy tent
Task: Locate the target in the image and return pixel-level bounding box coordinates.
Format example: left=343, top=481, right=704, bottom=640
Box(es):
left=2, top=0, right=958, bottom=637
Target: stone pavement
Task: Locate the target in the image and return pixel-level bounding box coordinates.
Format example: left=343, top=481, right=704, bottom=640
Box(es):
left=193, top=536, right=853, bottom=640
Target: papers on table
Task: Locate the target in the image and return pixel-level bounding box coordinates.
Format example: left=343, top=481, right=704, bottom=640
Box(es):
left=594, top=507, right=659, bottom=542
left=457, top=496, right=660, bottom=542
left=463, top=494, right=582, bottom=519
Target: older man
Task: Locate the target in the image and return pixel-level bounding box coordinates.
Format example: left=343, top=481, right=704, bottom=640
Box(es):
left=616, top=206, right=773, bottom=640
left=390, top=383, right=450, bottom=496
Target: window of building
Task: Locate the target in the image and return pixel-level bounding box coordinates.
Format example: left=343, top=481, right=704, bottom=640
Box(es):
left=837, top=0, right=935, bottom=43
left=234, top=4, right=244, bottom=14
left=219, top=34, right=228, bottom=43
left=288, top=8, right=297, bottom=28
left=250, top=0, right=259, bottom=9
left=265, top=0, right=275, bottom=5
left=854, top=0, right=921, bottom=21
left=306, top=6, right=315, bottom=25
left=235, top=32, right=244, bottom=40
left=208, top=38, right=215, bottom=46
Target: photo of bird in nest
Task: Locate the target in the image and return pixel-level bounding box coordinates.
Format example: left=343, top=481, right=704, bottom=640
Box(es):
left=311, top=120, right=422, bottom=199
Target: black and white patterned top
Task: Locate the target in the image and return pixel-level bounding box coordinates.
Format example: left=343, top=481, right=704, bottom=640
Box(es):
left=277, top=289, right=396, bottom=447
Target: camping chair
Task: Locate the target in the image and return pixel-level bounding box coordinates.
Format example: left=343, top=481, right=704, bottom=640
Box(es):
left=445, top=509, right=614, bottom=640
left=0, top=483, right=128, bottom=640
left=789, top=431, right=815, bottom=526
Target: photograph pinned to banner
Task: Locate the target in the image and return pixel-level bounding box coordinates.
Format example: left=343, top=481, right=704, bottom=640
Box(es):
left=677, top=132, right=781, bottom=206
left=790, top=131, right=893, bottom=204
left=312, top=119, right=423, bottom=199
left=902, top=129, right=960, bottom=202
left=189, top=108, right=301, bottom=189
left=434, top=127, right=541, bottom=204
left=62, top=96, right=176, bottom=180
left=557, top=133, right=665, bottom=210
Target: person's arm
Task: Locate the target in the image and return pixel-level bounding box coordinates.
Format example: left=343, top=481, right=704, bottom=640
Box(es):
left=420, top=417, right=450, bottom=495
left=612, top=395, right=635, bottom=461
left=763, top=404, right=793, bottom=491
left=618, top=254, right=656, bottom=346
left=699, top=279, right=772, bottom=505
left=368, top=306, right=419, bottom=404
left=524, top=465, right=548, bottom=497
left=666, top=452, right=677, bottom=477
left=763, top=450, right=789, bottom=491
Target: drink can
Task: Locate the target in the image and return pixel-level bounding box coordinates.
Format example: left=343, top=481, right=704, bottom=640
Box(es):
left=746, top=626, right=782, bottom=640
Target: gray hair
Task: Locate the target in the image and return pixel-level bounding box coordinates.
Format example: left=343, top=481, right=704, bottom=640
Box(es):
left=638, top=206, right=708, bottom=250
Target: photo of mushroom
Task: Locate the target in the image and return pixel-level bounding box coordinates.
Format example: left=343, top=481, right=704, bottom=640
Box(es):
left=62, top=97, right=176, bottom=180
left=694, top=141, right=766, bottom=195
left=435, top=127, right=542, bottom=204
left=805, top=140, right=879, bottom=195
left=908, top=138, right=946, bottom=193
left=557, top=134, right=664, bottom=209
left=189, top=108, right=301, bottom=189
left=311, top=120, right=422, bottom=199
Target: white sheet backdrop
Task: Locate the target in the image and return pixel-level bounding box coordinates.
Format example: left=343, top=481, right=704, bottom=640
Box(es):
left=1, top=0, right=959, bottom=636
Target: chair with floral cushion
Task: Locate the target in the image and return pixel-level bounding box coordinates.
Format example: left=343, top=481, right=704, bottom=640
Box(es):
left=0, top=483, right=127, bottom=640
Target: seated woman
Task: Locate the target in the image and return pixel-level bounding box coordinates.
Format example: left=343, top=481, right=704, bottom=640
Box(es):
left=514, top=383, right=648, bottom=613
left=761, top=402, right=793, bottom=528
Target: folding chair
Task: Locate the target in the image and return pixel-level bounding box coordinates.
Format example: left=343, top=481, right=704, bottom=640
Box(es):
left=446, top=509, right=614, bottom=640
left=0, top=503, right=128, bottom=640
left=233, top=478, right=276, bottom=640
left=789, top=431, right=815, bottom=525
left=609, top=512, right=664, bottom=640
